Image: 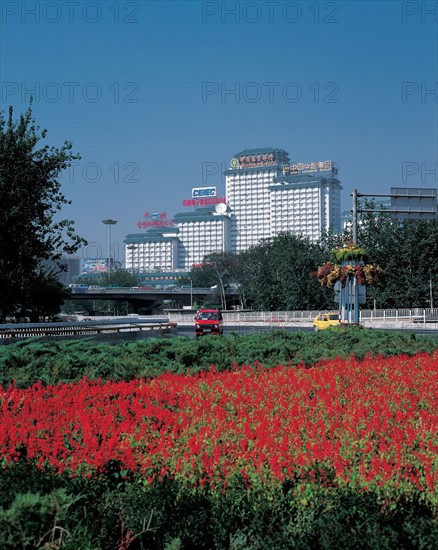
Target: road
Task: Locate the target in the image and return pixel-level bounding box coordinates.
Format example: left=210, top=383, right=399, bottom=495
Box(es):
left=176, top=324, right=313, bottom=337
left=175, top=323, right=438, bottom=338
left=3, top=317, right=435, bottom=341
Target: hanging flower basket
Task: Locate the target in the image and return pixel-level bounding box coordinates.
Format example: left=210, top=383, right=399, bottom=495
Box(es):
left=330, top=241, right=368, bottom=263
left=314, top=244, right=385, bottom=288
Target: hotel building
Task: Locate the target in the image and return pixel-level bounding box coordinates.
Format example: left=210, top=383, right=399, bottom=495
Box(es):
left=225, top=147, right=342, bottom=251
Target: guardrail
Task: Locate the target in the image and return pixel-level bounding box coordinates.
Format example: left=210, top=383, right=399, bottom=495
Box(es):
left=69, top=287, right=215, bottom=294
left=360, top=308, right=438, bottom=324
left=167, top=309, right=438, bottom=325
left=0, top=321, right=177, bottom=340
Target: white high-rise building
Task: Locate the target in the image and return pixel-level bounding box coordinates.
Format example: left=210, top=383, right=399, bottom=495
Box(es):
left=124, top=229, right=179, bottom=272
left=173, top=206, right=231, bottom=270
left=124, top=207, right=230, bottom=273
left=225, top=148, right=342, bottom=250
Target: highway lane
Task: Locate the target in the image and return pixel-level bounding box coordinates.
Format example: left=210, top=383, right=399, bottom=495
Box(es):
left=176, top=324, right=313, bottom=337
left=175, top=324, right=438, bottom=338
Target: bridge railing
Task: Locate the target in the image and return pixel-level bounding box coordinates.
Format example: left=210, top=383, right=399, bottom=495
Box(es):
left=69, top=287, right=216, bottom=294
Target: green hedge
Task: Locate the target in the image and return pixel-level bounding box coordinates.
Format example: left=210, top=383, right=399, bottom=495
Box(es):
left=0, top=328, right=437, bottom=389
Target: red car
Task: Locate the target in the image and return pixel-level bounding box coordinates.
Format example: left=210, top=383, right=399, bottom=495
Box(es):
left=194, top=309, right=224, bottom=336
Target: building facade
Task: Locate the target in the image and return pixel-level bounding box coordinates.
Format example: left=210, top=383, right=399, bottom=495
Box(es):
left=124, top=228, right=180, bottom=273
left=124, top=207, right=231, bottom=273
left=225, top=148, right=342, bottom=251
left=173, top=206, right=231, bottom=270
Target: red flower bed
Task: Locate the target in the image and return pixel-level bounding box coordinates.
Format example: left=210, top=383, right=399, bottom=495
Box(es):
left=0, top=353, right=437, bottom=495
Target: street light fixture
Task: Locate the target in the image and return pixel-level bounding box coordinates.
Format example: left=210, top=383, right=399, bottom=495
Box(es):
left=102, top=219, right=118, bottom=285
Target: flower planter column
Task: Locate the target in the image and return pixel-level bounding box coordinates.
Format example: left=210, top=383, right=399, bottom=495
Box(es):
left=340, top=260, right=361, bottom=325
left=353, top=264, right=360, bottom=325
left=315, top=242, right=384, bottom=328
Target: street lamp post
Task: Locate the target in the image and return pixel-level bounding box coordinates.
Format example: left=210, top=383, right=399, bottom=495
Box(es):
left=102, top=219, right=118, bottom=286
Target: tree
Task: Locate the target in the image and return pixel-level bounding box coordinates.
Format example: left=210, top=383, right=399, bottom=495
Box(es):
left=180, top=266, right=214, bottom=289
left=185, top=253, right=240, bottom=310
left=365, top=220, right=438, bottom=308
left=203, top=252, right=241, bottom=310
left=239, top=233, right=331, bottom=311
left=349, top=202, right=438, bottom=308
left=75, top=269, right=141, bottom=289
left=0, top=104, right=86, bottom=320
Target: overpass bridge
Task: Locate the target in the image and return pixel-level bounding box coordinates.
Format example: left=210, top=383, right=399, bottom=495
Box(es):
left=68, top=287, right=234, bottom=313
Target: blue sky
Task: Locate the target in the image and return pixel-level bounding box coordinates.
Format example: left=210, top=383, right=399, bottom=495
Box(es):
left=1, top=0, right=437, bottom=265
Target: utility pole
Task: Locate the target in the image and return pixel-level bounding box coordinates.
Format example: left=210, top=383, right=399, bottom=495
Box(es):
left=352, top=188, right=358, bottom=245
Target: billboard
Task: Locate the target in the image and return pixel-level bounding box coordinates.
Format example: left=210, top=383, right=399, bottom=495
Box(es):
left=82, top=258, right=109, bottom=274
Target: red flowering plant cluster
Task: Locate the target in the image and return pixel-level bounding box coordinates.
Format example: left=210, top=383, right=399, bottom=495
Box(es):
left=314, top=242, right=385, bottom=288
left=0, top=352, right=437, bottom=501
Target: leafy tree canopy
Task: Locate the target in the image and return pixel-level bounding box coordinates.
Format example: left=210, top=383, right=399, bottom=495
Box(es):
left=321, top=202, right=438, bottom=309
left=75, top=269, right=141, bottom=288
left=185, top=210, right=438, bottom=312
left=0, top=104, right=86, bottom=320
left=240, top=232, right=331, bottom=311
left=185, top=253, right=240, bottom=310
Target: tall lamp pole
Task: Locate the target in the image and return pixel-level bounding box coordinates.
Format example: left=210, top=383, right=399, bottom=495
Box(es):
left=102, top=219, right=118, bottom=286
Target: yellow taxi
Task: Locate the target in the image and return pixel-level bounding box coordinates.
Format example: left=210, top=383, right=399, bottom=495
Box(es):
left=313, top=311, right=340, bottom=331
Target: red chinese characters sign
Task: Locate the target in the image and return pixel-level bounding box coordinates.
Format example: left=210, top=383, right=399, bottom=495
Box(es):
left=137, top=211, right=173, bottom=230
left=183, top=196, right=226, bottom=207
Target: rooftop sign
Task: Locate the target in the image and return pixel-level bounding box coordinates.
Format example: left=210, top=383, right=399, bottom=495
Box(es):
left=183, top=196, right=226, bottom=207
left=283, top=160, right=337, bottom=174
left=137, top=211, right=174, bottom=229
left=192, top=187, right=217, bottom=198
left=230, top=154, right=277, bottom=169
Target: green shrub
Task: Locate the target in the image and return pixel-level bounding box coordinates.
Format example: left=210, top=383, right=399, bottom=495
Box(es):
left=0, top=329, right=437, bottom=389
left=0, top=466, right=436, bottom=549
left=0, top=489, right=79, bottom=549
